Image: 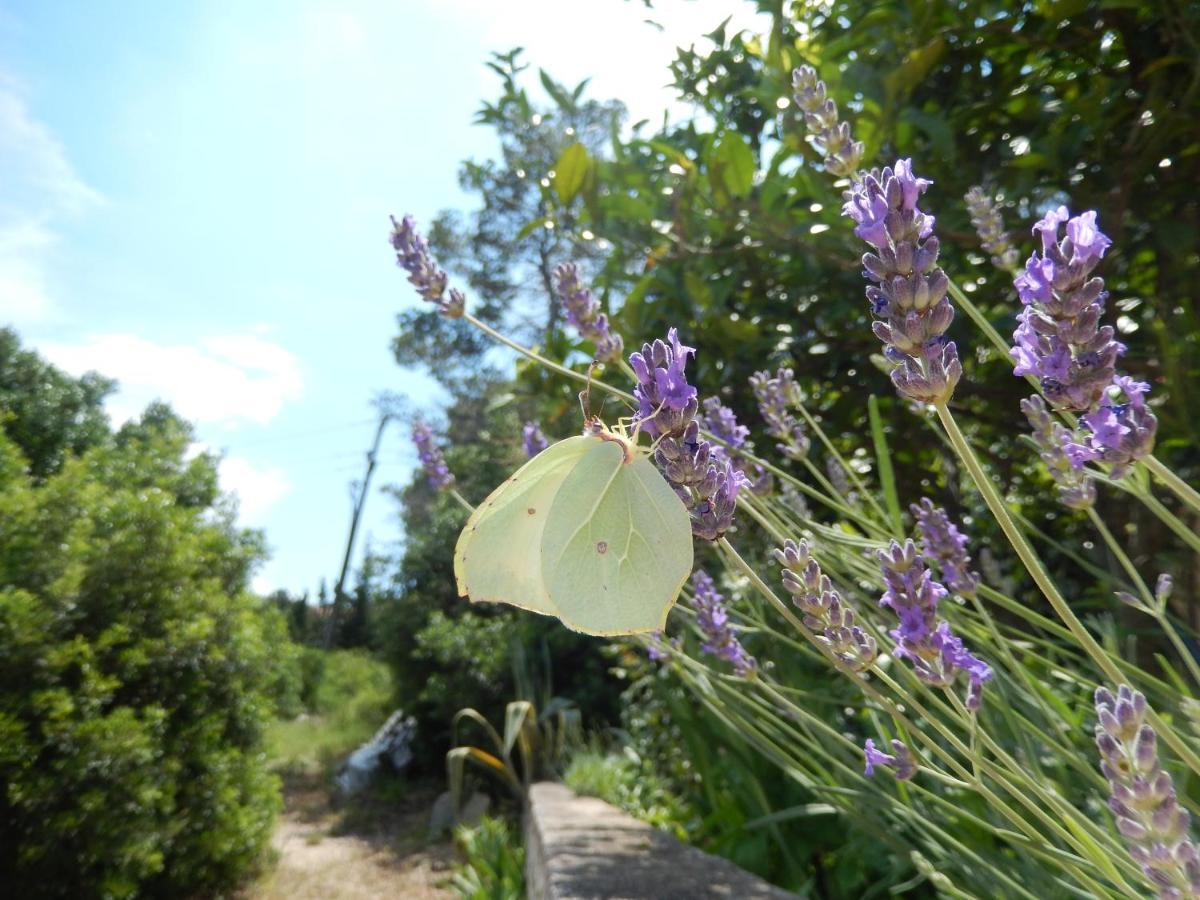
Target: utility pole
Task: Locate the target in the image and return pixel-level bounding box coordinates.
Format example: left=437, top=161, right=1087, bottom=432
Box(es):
left=322, top=413, right=390, bottom=649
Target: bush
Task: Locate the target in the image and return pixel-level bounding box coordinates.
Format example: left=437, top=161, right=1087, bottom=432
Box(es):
left=0, top=397, right=283, bottom=897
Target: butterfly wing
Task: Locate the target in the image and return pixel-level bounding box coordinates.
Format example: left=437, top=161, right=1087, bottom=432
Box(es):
left=540, top=440, right=693, bottom=635
left=454, top=435, right=591, bottom=616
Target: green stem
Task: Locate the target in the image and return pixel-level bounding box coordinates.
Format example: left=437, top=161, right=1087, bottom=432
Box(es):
left=934, top=401, right=1200, bottom=778
left=448, top=488, right=475, bottom=514
left=1144, top=454, right=1200, bottom=517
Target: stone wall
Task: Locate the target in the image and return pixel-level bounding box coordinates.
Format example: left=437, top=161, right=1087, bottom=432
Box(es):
left=525, top=782, right=795, bottom=899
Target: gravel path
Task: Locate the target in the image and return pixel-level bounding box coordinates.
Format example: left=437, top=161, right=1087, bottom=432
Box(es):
left=249, top=776, right=457, bottom=900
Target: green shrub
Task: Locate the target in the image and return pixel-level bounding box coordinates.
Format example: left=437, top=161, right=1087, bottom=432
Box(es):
left=0, top=401, right=283, bottom=897
left=451, top=815, right=525, bottom=900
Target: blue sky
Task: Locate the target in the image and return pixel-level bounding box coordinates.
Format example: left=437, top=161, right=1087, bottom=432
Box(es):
left=0, top=0, right=762, bottom=596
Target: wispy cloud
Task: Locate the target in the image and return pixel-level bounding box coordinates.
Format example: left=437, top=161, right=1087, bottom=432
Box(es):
left=38, top=332, right=303, bottom=427
left=0, top=77, right=102, bottom=325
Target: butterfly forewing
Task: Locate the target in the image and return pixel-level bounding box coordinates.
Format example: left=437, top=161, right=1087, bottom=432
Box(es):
left=454, top=435, right=591, bottom=616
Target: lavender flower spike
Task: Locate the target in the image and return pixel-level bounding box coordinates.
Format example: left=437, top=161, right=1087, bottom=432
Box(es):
left=699, top=396, right=750, bottom=449
left=691, top=570, right=756, bottom=677
left=1095, top=685, right=1200, bottom=898
left=911, top=499, right=980, bottom=597
left=964, top=186, right=1020, bottom=273
left=553, top=262, right=624, bottom=363
left=878, top=540, right=992, bottom=710
left=631, top=330, right=743, bottom=542
left=389, top=215, right=464, bottom=318
left=1078, top=375, right=1158, bottom=479
left=1021, top=395, right=1096, bottom=509
left=843, top=159, right=962, bottom=403
left=791, top=66, right=864, bottom=178
left=629, top=328, right=698, bottom=439
left=1011, top=206, right=1122, bottom=412
left=522, top=421, right=549, bottom=458
left=864, top=738, right=916, bottom=780
left=776, top=539, right=877, bottom=672
left=411, top=419, right=454, bottom=491
left=750, top=367, right=810, bottom=460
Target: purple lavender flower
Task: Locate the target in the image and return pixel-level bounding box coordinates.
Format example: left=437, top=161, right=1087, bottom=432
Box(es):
left=1021, top=395, right=1096, bottom=510
left=776, top=539, right=877, bottom=672
left=911, top=499, right=980, bottom=597
left=629, top=328, right=699, bottom=440
left=749, top=368, right=810, bottom=460
left=791, top=66, right=864, bottom=178
left=691, top=569, right=756, bottom=676
left=1094, top=685, right=1200, bottom=897
left=864, top=738, right=916, bottom=780
left=1011, top=207, right=1122, bottom=412
left=1076, top=376, right=1159, bottom=479
left=878, top=540, right=992, bottom=710
left=747, top=464, right=774, bottom=497
left=630, top=330, right=743, bottom=542
left=522, top=421, right=549, bottom=458
left=411, top=419, right=454, bottom=491
left=699, top=396, right=750, bottom=449
left=647, top=632, right=668, bottom=662
left=843, top=160, right=962, bottom=403
left=389, top=215, right=464, bottom=318
left=964, top=186, right=1020, bottom=273
left=553, top=262, right=624, bottom=363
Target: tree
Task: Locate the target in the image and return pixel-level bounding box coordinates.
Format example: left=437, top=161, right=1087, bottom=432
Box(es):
left=0, top=336, right=289, bottom=897
left=0, top=327, right=114, bottom=480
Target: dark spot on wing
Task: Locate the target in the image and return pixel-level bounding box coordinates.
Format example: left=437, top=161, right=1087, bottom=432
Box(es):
left=596, top=541, right=608, bottom=554
left=527, top=507, right=536, bottom=515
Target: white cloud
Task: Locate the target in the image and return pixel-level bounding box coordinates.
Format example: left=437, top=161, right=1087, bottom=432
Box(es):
left=445, top=0, right=770, bottom=126
left=38, top=333, right=303, bottom=427
left=0, top=77, right=102, bottom=325
left=219, top=455, right=292, bottom=523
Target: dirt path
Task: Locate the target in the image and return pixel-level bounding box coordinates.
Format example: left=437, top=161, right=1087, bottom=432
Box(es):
left=249, top=775, right=457, bottom=900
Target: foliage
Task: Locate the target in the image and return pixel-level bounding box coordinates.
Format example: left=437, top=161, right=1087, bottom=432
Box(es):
left=0, top=327, right=114, bottom=481
left=266, top=648, right=394, bottom=774
left=447, top=697, right=580, bottom=813
left=0, top=353, right=286, bottom=897
left=387, top=3, right=1200, bottom=897
left=450, top=815, right=525, bottom=900
left=562, top=748, right=690, bottom=837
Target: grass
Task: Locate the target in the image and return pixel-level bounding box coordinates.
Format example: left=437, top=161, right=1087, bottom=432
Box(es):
left=266, top=648, right=394, bottom=774
left=563, top=749, right=690, bottom=836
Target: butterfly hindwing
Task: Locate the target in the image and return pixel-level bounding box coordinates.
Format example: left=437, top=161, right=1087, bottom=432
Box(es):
left=539, top=439, right=693, bottom=635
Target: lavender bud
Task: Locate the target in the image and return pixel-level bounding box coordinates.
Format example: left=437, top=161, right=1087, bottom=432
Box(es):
left=553, top=262, right=624, bottom=363
left=691, top=570, right=756, bottom=676
left=964, top=186, right=1020, bottom=273
left=910, top=498, right=980, bottom=597
left=844, top=160, right=961, bottom=403
left=389, top=215, right=463, bottom=318
left=411, top=419, right=454, bottom=491
left=791, top=66, right=864, bottom=178
left=522, top=421, right=549, bottom=459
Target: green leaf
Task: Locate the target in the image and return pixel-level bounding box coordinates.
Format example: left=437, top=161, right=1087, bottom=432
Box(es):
left=869, top=395, right=903, bottom=536
left=515, top=217, right=551, bottom=241
left=553, top=143, right=590, bottom=203
left=883, top=36, right=946, bottom=106
left=538, top=69, right=573, bottom=111
left=709, top=133, right=755, bottom=198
